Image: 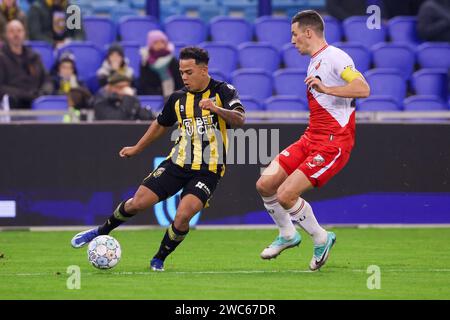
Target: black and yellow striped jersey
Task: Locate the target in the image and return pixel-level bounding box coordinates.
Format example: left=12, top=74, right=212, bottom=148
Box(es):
left=157, top=78, right=244, bottom=177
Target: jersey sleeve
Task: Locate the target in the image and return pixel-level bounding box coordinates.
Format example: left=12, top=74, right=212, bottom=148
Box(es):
left=156, top=95, right=177, bottom=127
left=218, top=83, right=245, bottom=112
left=333, top=50, right=363, bottom=83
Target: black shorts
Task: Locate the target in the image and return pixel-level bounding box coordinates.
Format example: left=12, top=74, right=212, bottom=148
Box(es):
left=142, top=159, right=220, bottom=206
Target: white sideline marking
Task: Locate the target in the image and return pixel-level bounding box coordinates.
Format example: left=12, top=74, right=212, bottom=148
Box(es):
left=2, top=224, right=450, bottom=232
left=3, top=269, right=450, bottom=277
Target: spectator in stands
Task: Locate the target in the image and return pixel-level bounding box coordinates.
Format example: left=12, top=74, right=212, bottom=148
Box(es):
left=92, top=73, right=155, bottom=121
left=97, top=43, right=134, bottom=88
left=417, top=0, right=450, bottom=42
left=382, top=0, right=425, bottom=18
left=0, top=20, right=53, bottom=109
left=138, top=30, right=183, bottom=97
left=27, top=0, right=84, bottom=48
left=325, top=0, right=367, bottom=21
left=51, top=51, right=91, bottom=110
left=0, top=0, right=27, bottom=43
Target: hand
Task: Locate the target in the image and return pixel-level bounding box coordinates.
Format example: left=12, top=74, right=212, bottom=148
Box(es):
left=305, top=76, right=329, bottom=94
left=119, top=146, right=140, bottom=158
left=199, top=99, right=218, bottom=113
left=120, top=86, right=135, bottom=96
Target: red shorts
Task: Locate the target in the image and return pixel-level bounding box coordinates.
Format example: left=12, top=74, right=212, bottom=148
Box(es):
left=277, top=136, right=352, bottom=188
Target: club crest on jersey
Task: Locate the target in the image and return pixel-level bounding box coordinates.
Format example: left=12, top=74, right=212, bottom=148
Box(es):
left=153, top=167, right=165, bottom=178
left=315, top=60, right=322, bottom=70
left=312, top=154, right=325, bottom=166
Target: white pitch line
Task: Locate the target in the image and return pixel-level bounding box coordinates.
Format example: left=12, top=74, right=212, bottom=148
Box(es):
left=3, top=269, right=450, bottom=277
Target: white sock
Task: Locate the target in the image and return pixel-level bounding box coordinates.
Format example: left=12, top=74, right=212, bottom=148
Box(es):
left=287, top=198, right=328, bottom=245
left=262, top=195, right=297, bottom=239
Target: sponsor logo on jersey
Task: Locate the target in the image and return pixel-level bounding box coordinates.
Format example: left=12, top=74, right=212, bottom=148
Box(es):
left=281, top=150, right=290, bottom=157
left=183, top=116, right=218, bottom=136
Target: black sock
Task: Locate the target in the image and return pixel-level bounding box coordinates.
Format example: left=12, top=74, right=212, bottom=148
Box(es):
left=154, top=224, right=189, bottom=261
left=98, top=201, right=134, bottom=235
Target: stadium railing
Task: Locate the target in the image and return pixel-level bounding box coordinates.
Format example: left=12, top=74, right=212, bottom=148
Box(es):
left=2, top=110, right=450, bottom=123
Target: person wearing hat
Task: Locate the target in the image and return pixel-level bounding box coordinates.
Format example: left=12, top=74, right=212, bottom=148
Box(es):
left=138, top=30, right=183, bottom=97
left=92, top=72, right=154, bottom=121
left=97, top=43, right=135, bottom=88
left=51, top=51, right=91, bottom=112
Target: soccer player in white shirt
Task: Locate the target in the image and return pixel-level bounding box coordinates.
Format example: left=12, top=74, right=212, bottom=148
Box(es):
left=256, top=10, right=370, bottom=271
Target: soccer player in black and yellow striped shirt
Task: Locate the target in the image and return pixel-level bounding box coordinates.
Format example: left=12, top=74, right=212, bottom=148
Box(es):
left=71, top=47, right=245, bottom=271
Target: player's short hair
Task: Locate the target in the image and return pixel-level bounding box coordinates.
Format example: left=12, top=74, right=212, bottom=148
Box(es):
left=291, top=10, right=324, bottom=36
left=179, top=47, right=209, bottom=65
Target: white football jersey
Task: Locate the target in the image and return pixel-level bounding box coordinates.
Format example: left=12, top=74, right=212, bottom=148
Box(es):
left=305, top=45, right=361, bottom=144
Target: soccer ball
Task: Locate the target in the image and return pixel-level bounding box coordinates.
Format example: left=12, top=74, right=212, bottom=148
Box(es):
left=87, top=235, right=121, bottom=269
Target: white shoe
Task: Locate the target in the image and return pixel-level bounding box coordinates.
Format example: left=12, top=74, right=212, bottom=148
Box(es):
left=260, top=232, right=301, bottom=259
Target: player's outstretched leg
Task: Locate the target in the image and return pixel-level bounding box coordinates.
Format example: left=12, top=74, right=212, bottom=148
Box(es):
left=257, top=160, right=301, bottom=259
left=150, top=194, right=203, bottom=271
left=71, top=186, right=159, bottom=248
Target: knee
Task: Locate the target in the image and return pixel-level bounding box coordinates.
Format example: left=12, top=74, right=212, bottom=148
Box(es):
left=128, top=196, right=149, bottom=213
left=256, top=177, right=276, bottom=197
left=276, top=189, right=297, bottom=210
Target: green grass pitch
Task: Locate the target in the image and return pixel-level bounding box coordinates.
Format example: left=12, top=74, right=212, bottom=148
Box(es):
left=1, top=228, right=449, bottom=300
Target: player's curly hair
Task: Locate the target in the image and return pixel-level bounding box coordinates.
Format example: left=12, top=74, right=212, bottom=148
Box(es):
left=292, top=10, right=325, bottom=36
left=179, top=47, right=210, bottom=65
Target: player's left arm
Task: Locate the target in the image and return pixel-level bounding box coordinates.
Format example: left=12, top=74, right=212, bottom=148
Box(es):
left=305, top=72, right=370, bottom=98
left=200, top=100, right=245, bottom=128
left=199, top=84, right=246, bottom=128
left=305, top=54, right=370, bottom=99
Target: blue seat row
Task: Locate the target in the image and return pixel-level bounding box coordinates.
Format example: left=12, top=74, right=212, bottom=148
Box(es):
left=27, top=39, right=450, bottom=83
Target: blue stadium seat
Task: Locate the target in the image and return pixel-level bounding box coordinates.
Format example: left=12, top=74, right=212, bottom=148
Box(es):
left=120, top=42, right=141, bottom=78
left=173, top=42, right=187, bottom=59
left=209, top=16, right=253, bottom=46
left=403, top=95, right=448, bottom=111
left=177, top=1, right=221, bottom=22
left=32, top=96, right=68, bottom=122
left=388, top=16, right=420, bottom=45
left=25, top=41, right=54, bottom=71
left=119, top=16, right=161, bottom=46
left=239, top=95, right=264, bottom=111
left=254, top=16, right=291, bottom=48
left=334, top=42, right=371, bottom=73
left=281, top=43, right=310, bottom=70
left=265, top=96, right=308, bottom=111
left=416, top=43, right=450, bottom=69
left=221, top=0, right=258, bottom=21
left=364, top=68, right=406, bottom=104
left=343, top=16, right=387, bottom=48
left=83, top=17, right=116, bottom=49
left=199, top=42, right=238, bottom=75
left=164, top=16, right=207, bottom=45
left=273, top=69, right=307, bottom=102
left=412, top=69, right=448, bottom=100
left=209, top=69, right=228, bottom=82
left=91, top=1, right=118, bottom=16
left=357, top=96, right=401, bottom=111
left=323, top=15, right=343, bottom=44
left=57, top=42, right=103, bottom=81
left=111, top=7, right=139, bottom=23
left=238, top=42, right=280, bottom=72
left=231, top=69, right=273, bottom=103
left=372, top=43, right=415, bottom=79
left=138, top=95, right=164, bottom=112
